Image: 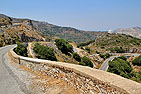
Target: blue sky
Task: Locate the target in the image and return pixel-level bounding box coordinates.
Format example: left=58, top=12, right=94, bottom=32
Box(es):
left=0, top=0, right=141, bottom=31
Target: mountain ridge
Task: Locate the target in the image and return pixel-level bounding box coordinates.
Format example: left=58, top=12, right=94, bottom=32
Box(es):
left=0, top=14, right=106, bottom=43
left=114, top=26, right=141, bottom=39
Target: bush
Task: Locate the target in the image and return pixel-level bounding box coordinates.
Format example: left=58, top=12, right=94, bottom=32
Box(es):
left=100, top=46, right=105, bottom=49
left=99, top=53, right=110, bottom=59
left=114, top=47, right=125, bottom=53
left=77, top=40, right=95, bottom=48
left=132, top=55, right=141, bottom=66
left=33, top=43, right=57, bottom=61
left=73, top=52, right=81, bottom=62
left=55, top=39, right=73, bottom=55
left=79, top=56, right=93, bottom=68
left=104, top=53, right=110, bottom=58
left=85, top=47, right=90, bottom=53
left=96, top=51, right=100, bottom=54
left=107, top=57, right=141, bottom=82
left=109, top=47, right=125, bottom=53
left=118, top=56, right=127, bottom=61
left=14, top=42, right=28, bottom=57
left=99, top=54, right=105, bottom=59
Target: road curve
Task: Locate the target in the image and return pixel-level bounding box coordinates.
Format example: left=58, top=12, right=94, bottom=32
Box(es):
left=99, top=56, right=118, bottom=71
left=0, top=45, right=30, bottom=94
left=99, top=54, right=140, bottom=71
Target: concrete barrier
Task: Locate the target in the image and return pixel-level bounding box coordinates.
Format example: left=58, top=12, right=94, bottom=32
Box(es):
left=9, top=48, right=141, bottom=94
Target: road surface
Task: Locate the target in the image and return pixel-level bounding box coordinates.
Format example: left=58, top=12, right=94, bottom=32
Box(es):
left=99, top=54, right=140, bottom=71
left=99, top=56, right=118, bottom=71
left=0, top=45, right=30, bottom=94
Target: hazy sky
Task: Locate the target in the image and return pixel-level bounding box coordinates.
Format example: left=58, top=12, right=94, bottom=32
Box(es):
left=0, top=0, right=141, bottom=31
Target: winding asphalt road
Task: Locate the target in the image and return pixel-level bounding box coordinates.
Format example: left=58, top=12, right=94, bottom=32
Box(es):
left=99, top=54, right=140, bottom=71
left=0, top=45, right=30, bottom=94
left=99, top=56, right=118, bottom=71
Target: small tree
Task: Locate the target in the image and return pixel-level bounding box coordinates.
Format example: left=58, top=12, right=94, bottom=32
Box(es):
left=118, top=56, right=127, bottom=61
left=33, top=43, right=57, bottom=61
left=80, top=56, right=93, bottom=68
left=132, top=55, right=141, bottom=66
left=104, top=53, right=110, bottom=59
left=14, top=42, right=28, bottom=57
left=73, top=52, right=81, bottom=62
left=55, top=39, right=73, bottom=54
left=85, top=47, right=90, bottom=53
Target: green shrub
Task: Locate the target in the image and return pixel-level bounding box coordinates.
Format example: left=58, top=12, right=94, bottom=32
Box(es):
left=79, top=56, right=93, bottom=68
left=114, top=47, right=125, bottom=53
left=14, top=42, right=28, bottom=57
left=77, top=40, right=95, bottom=48
left=107, top=57, right=141, bottom=82
left=99, top=53, right=110, bottom=59
left=104, top=53, right=110, bottom=58
left=99, top=54, right=105, bottom=59
left=132, top=55, right=141, bottom=66
left=100, top=46, right=105, bottom=49
left=73, top=52, right=81, bottom=62
left=96, top=51, right=100, bottom=54
left=118, top=56, right=127, bottom=61
left=33, top=43, right=57, bottom=61
left=33, top=42, right=40, bottom=53
left=85, top=47, right=90, bottom=53
left=55, top=39, right=73, bottom=54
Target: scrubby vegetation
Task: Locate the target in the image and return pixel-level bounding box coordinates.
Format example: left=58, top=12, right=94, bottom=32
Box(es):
left=33, top=43, right=57, bottom=61
left=37, top=22, right=105, bottom=43
left=99, top=53, right=110, bottom=59
left=73, top=52, right=81, bottom=62
left=79, top=56, right=93, bottom=68
left=89, top=33, right=141, bottom=53
left=77, top=40, right=95, bottom=47
left=109, top=47, right=125, bottom=53
left=132, top=55, right=141, bottom=66
left=118, top=56, right=127, bottom=61
left=85, top=47, right=91, bottom=53
left=14, top=42, right=28, bottom=57
left=108, top=56, right=141, bottom=82
left=55, top=39, right=73, bottom=55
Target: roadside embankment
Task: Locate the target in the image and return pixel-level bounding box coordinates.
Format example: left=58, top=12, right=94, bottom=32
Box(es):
left=9, top=48, right=141, bottom=94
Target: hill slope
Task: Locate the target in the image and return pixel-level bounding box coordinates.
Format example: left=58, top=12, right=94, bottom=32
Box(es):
left=88, top=33, right=141, bottom=53
left=114, top=27, right=141, bottom=39
left=0, top=14, right=45, bottom=46
left=0, top=14, right=106, bottom=44
left=32, top=21, right=106, bottom=43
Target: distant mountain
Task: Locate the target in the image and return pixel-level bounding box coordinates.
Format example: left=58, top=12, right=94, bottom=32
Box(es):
left=31, top=21, right=106, bottom=43
left=0, top=14, right=107, bottom=46
left=114, top=27, right=141, bottom=39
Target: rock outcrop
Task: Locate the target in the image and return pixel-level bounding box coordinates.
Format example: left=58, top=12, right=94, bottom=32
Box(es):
left=0, top=14, right=45, bottom=47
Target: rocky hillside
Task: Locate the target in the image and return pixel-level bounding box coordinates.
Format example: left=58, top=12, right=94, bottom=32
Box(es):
left=1, top=14, right=106, bottom=44
left=114, top=26, right=141, bottom=39
left=85, top=33, right=141, bottom=53
left=0, top=14, right=45, bottom=46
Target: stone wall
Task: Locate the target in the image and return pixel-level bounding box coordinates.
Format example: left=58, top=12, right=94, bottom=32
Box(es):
left=9, top=49, right=141, bottom=94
